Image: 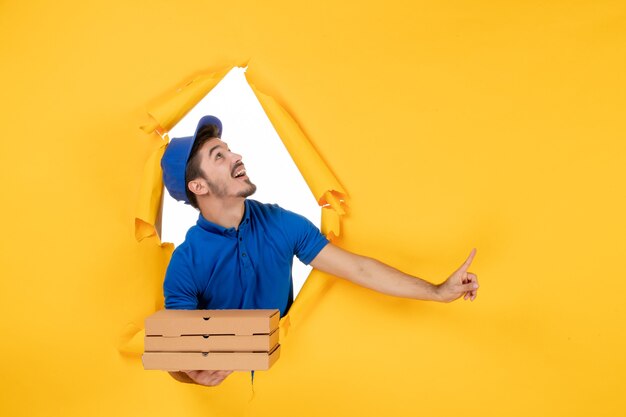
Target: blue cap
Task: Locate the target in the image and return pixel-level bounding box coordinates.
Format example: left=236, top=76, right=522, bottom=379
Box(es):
left=161, top=115, right=223, bottom=204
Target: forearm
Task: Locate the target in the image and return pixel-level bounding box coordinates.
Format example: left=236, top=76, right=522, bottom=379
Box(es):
left=348, top=256, right=441, bottom=301
left=310, top=243, right=478, bottom=303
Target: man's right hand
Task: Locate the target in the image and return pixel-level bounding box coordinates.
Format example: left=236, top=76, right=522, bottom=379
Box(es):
left=181, top=370, right=233, bottom=386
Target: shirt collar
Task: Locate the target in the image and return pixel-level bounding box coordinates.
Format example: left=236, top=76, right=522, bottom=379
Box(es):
left=196, top=199, right=251, bottom=235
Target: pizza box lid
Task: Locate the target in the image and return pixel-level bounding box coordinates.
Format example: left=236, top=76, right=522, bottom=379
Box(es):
left=144, top=309, right=280, bottom=337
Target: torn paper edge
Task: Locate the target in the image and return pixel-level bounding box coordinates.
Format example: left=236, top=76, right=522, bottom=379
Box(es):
left=121, top=63, right=348, bottom=355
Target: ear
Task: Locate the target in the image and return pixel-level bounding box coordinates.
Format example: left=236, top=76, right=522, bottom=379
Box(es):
left=187, top=178, right=210, bottom=197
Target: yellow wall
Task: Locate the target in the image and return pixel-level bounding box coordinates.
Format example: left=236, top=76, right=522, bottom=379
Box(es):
left=1, top=1, right=625, bottom=416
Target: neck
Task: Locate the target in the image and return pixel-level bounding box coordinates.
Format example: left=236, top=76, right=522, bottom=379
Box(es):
left=197, top=197, right=246, bottom=230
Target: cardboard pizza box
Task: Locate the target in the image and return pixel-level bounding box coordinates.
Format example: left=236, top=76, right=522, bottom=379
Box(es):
left=144, top=309, right=280, bottom=337
left=144, top=328, right=279, bottom=352
left=142, top=344, right=281, bottom=371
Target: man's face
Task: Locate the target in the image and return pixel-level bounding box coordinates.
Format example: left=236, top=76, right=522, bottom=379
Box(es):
left=193, top=138, right=257, bottom=200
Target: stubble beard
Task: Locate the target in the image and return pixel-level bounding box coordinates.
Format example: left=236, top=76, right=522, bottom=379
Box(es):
left=205, top=175, right=257, bottom=199
left=236, top=179, right=257, bottom=198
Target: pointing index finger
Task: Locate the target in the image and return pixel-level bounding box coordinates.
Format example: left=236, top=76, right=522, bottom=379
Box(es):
left=461, top=248, right=477, bottom=271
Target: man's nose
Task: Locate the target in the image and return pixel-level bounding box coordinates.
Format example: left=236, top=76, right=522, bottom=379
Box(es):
left=231, top=151, right=243, bottom=163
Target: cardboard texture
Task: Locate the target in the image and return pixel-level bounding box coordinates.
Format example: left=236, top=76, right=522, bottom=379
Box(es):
left=144, top=328, right=279, bottom=352
left=142, top=345, right=281, bottom=371
left=143, top=309, right=280, bottom=371
left=144, top=309, right=280, bottom=336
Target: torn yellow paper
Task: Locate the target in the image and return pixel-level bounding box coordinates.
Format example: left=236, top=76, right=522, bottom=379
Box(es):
left=246, top=76, right=347, bottom=208
left=135, top=64, right=239, bottom=242
left=321, top=206, right=341, bottom=241
left=135, top=140, right=168, bottom=242
left=243, top=74, right=351, bottom=330
left=140, top=65, right=237, bottom=135
left=133, top=66, right=351, bottom=339
left=118, top=323, right=146, bottom=356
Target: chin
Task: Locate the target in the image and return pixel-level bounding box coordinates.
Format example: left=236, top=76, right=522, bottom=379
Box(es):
left=237, top=181, right=257, bottom=198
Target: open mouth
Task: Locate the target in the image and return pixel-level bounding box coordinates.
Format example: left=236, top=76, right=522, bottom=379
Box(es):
left=232, top=166, right=247, bottom=178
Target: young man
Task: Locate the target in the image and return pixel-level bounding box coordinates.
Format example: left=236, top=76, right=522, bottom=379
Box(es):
left=160, top=115, right=479, bottom=387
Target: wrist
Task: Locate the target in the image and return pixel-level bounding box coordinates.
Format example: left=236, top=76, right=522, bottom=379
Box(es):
left=412, top=278, right=443, bottom=302
left=432, top=283, right=444, bottom=302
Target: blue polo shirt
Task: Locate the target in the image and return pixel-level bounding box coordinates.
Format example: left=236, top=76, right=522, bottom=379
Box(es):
left=163, top=199, right=329, bottom=316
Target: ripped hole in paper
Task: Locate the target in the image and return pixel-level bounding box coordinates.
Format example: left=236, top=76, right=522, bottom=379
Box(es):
left=161, top=67, right=322, bottom=299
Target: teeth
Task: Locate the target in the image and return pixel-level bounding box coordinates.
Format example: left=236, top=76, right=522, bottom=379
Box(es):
left=234, top=169, right=246, bottom=178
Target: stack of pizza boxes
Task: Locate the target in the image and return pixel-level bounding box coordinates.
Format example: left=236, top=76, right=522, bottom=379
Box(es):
left=142, top=309, right=281, bottom=371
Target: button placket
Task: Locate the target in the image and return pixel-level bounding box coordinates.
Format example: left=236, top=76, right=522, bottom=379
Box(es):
left=238, top=231, right=247, bottom=262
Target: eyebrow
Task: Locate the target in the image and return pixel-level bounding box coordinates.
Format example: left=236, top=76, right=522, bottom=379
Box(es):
left=208, top=142, right=228, bottom=158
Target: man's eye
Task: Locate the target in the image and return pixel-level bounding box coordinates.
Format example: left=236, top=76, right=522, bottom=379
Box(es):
left=216, top=152, right=223, bottom=159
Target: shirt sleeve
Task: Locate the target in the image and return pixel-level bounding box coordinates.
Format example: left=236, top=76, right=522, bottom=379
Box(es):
left=163, top=248, right=200, bottom=310
left=280, top=207, right=330, bottom=265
